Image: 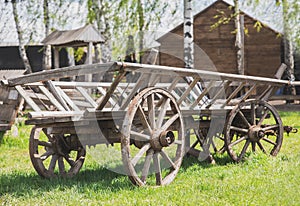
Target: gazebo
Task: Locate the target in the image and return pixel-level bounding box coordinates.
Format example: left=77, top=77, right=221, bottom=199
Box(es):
left=42, top=24, right=105, bottom=81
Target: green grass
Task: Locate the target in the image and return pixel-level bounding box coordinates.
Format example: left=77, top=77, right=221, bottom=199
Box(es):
left=1, top=112, right=300, bottom=205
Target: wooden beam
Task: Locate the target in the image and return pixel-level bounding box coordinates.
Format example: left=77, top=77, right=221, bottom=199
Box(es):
left=28, top=111, right=84, bottom=119
left=5, top=62, right=118, bottom=86
left=38, top=85, right=66, bottom=111
left=77, top=87, right=98, bottom=108
left=97, top=69, right=126, bottom=110
left=15, top=85, right=41, bottom=112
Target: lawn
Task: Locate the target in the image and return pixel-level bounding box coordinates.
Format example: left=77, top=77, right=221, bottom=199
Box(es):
left=0, top=112, right=300, bottom=205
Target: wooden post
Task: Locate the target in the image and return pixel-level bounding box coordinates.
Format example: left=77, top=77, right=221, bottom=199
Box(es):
left=54, top=48, right=60, bottom=69
left=85, top=42, right=93, bottom=83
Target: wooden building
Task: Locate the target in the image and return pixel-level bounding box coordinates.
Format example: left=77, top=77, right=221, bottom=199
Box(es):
left=0, top=43, right=69, bottom=72
left=157, top=0, right=283, bottom=78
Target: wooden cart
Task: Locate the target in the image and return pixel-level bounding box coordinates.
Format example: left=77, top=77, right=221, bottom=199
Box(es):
left=1, top=62, right=295, bottom=186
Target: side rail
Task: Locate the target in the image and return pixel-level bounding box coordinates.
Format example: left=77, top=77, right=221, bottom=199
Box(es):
left=1, top=62, right=292, bottom=122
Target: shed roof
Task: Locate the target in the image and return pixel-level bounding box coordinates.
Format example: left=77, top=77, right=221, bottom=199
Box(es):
left=42, top=24, right=105, bottom=47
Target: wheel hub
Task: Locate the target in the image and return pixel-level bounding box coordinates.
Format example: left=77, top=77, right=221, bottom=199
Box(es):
left=248, top=126, right=265, bottom=142
left=150, top=130, right=175, bottom=151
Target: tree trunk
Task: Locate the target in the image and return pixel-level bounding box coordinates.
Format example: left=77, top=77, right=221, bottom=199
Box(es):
left=184, top=0, right=194, bottom=69
left=43, top=0, right=52, bottom=70
left=282, top=0, right=296, bottom=95
left=11, top=0, right=32, bottom=74
left=234, top=0, right=244, bottom=75
left=137, top=0, right=144, bottom=63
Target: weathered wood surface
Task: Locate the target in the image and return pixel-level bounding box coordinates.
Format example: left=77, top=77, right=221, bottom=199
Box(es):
left=2, top=62, right=117, bottom=87
left=4, top=61, right=298, bottom=128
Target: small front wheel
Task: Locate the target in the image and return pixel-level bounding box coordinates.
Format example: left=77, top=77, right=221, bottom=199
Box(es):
left=29, top=127, right=86, bottom=178
left=224, top=100, right=283, bottom=162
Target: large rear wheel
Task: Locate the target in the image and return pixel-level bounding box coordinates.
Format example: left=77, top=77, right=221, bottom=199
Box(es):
left=121, top=88, right=185, bottom=186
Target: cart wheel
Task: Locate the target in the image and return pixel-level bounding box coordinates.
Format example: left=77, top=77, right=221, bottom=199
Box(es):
left=29, top=127, right=86, bottom=178
left=121, top=88, right=185, bottom=186
left=224, top=100, right=283, bottom=162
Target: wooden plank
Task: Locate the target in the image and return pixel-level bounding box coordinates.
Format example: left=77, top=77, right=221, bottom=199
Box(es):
left=38, top=86, right=66, bottom=111
left=77, top=87, right=98, bottom=108
left=221, top=82, right=246, bottom=107
left=119, top=62, right=289, bottom=86
left=97, top=70, right=126, bottom=110
left=73, top=100, right=95, bottom=108
left=190, top=81, right=215, bottom=109
left=56, top=87, right=81, bottom=111
left=15, top=85, right=41, bottom=112
left=119, top=73, right=150, bottom=110
left=5, top=62, right=118, bottom=86
left=45, top=81, right=70, bottom=111
left=97, top=87, right=120, bottom=110
left=28, top=111, right=84, bottom=119
left=177, top=77, right=201, bottom=105
left=206, top=80, right=232, bottom=108
left=237, top=84, right=258, bottom=104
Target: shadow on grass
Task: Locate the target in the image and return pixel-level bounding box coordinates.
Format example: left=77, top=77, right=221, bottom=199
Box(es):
left=0, top=154, right=234, bottom=196
left=180, top=153, right=233, bottom=171
left=0, top=166, right=134, bottom=196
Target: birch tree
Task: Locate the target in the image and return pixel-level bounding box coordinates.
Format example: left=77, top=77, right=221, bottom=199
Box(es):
left=43, top=0, right=51, bottom=70
left=184, top=0, right=194, bottom=69
left=115, top=0, right=177, bottom=62
left=234, top=0, right=244, bottom=75
left=10, top=0, right=32, bottom=74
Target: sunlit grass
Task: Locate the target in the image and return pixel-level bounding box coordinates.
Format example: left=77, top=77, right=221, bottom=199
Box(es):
left=0, top=112, right=300, bottom=205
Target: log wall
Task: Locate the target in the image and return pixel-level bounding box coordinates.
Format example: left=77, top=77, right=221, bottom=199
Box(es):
left=158, top=0, right=282, bottom=78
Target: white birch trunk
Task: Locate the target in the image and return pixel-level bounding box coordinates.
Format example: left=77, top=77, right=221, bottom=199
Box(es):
left=282, top=0, right=296, bottom=95
left=184, top=0, right=194, bottom=69
left=12, top=1, right=32, bottom=74
left=43, top=0, right=52, bottom=70
left=234, top=0, right=244, bottom=75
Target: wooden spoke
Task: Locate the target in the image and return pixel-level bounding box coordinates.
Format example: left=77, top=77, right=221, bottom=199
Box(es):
left=38, top=140, right=52, bottom=148
left=238, top=140, right=250, bottom=161
left=228, top=135, right=247, bottom=148
left=230, top=126, right=249, bottom=134
left=64, top=154, right=76, bottom=167
left=238, top=111, right=251, bottom=128
left=257, top=108, right=270, bottom=126
left=131, top=144, right=151, bottom=166
left=40, top=150, right=54, bottom=161
left=257, top=141, right=267, bottom=153
left=48, top=154, right=58, bottom=173
left=160, top=150, right=177, bottom=170
left=262, top=137, right=277, bottom=146
left=137, top=105, right=152, bottom=133
left=174, top=140, right=183, bottom=145
left=251, top=142, right=256, bottom=152
left=130, top=131, right=150, bottom=141
left=153, top=152, right=162, bottom=185
left=147, top=93, right=156, bottom=129
left=156, top=97, right=170, bottom=128
left=251, top=102, right=256, bottom=125
left=262, top=124, right=279, bottom=132
left=58, top=156, right=66, bottom=175
left=141, top=149, right=154, bottom=183
left=161, top=113, right=179, bottom=132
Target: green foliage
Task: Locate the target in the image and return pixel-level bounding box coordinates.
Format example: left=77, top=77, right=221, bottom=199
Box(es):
left=0, top=112, right=300, bottom=205
left=253, top=20, right=263, bottom=32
